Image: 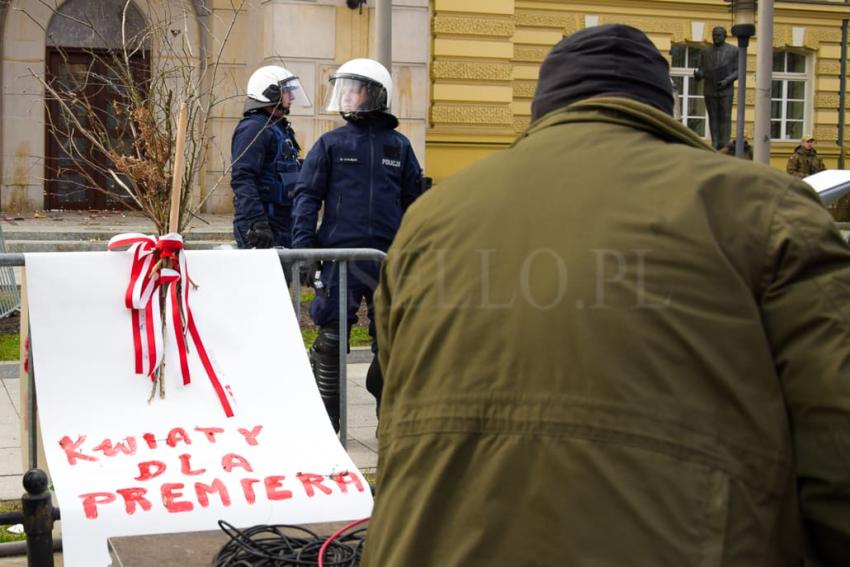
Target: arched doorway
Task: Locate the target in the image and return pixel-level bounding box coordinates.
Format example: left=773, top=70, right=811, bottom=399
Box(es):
left=44, top=0, right=150, bottom=210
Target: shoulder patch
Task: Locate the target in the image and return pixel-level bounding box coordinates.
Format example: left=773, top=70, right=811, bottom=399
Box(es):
left=383, top=144, right=401, bottom=160
left=382, top=144, right=402, bottom=168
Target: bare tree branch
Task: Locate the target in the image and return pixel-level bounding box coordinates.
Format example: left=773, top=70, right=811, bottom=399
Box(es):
left=25, top=1, right=245, bottom=232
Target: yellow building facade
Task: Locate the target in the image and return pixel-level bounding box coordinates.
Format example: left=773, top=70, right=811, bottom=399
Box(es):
left=427, top=0, right=850, bottom=180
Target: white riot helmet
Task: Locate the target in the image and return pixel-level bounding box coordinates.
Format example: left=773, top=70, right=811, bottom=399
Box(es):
left=325, top=58, right=392, bottom=116
left=245, top=65, right=310, bottom=113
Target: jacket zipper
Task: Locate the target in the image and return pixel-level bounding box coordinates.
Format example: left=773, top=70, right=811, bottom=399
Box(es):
left=368, top=126, right=375, bottom=245
left=328, top=187, right=342, bottom=242
left=326, top=145, right=342, bottom=242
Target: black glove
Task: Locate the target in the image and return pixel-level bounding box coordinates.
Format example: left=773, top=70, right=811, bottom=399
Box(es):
left=246, top=219, right=274, bottom=248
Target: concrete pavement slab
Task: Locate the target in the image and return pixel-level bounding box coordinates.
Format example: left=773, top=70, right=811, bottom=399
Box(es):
left=1, top=210, right=233, bottom=235
left=346, top=387, right=376, bottom=406
left=348, top=426, right=379, bottom=453
left=0, top=449, right=21, bottom=475
left=1, top=211, right=235, bottom=252
left=1, top=380, right=19, bottom=418
left=0, top=423, right=20, bottom=449
left=347, top=408, right=381, bottom=429
left=347, top=362, right=369, bottom=380
left=343, top=438, right=378, bottom=470
left=0, top=476, right=23, bottom=503
left=0, top=364, right=18, bottom=380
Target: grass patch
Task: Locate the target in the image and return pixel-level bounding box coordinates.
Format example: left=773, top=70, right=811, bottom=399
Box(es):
left=299, top=288, right=372, bottom=349
left=0, top=501, right=25, bottom=543
left=0, top=334, right=19, bottom=362
left=300, top=327, right=371, bottom=349
left=349, top=327, right=372, bottom=347
left=302, top=327, right=318, bottom=349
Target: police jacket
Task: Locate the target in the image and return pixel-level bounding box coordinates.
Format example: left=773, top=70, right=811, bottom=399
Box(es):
left=230, top=111, right=301, bottom=224
left=291, top=112, right=422, bottom=251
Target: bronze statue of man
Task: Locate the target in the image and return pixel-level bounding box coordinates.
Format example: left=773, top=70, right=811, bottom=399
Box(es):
left=694, top=27, right=738, bottom=150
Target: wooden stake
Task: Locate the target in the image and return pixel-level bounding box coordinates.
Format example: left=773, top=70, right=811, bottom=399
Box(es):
left=169, top=103, right=189, bottom=233
left=157, top=102, right=189, bottom=399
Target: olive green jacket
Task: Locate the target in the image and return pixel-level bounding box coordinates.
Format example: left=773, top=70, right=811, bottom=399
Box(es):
left=787, top=146, right=825, bottom=179
left=362, top=98, right=850, bottom=567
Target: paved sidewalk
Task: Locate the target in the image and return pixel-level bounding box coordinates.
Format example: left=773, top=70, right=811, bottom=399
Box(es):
left=0, top=210, right=236, bottom=253
left=0, top=209, right=234, bottom=236
left=0, top=365, right=20, bottom=501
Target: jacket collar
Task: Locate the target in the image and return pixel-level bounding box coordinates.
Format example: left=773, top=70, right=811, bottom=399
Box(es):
left=514, top=97, right=714, bottom=152
left=244, top=109, right=290, bottom=128
left=343, top=111, right=399, bottom=130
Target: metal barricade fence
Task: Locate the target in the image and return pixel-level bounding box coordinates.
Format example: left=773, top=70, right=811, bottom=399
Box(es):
left=0, top=226, right=21, bottom=318
left=281, top=248, right=387, bottom=447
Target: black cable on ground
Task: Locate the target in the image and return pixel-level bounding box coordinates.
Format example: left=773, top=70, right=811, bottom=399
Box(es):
left=212, top=520, right=366, bottom=567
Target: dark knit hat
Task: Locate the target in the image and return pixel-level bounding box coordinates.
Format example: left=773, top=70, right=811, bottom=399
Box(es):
left=531, top=24, right=675, bottom=122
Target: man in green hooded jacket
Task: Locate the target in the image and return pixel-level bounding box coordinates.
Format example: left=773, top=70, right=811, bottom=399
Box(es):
left=362, top=24, right=850, bottom=567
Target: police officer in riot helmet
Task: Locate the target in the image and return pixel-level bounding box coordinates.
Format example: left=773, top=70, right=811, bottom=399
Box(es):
left=291, top=58, right=423, bottom=432
left=231, top=65, right=310, bottom=249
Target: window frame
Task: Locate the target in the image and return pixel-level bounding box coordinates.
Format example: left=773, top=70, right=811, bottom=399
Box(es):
left=669, top=44, right=709, bottom=140
left=770, top=49, right=814, bottom=142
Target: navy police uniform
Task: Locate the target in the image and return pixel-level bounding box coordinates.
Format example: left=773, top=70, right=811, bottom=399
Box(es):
left=231, top=111, right=301, bottom=248
left=292, top=112, right=422, bottom=428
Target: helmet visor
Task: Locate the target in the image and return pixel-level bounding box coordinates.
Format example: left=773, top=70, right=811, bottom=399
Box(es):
left=278, top=76, right=310, bottom=108
left=324, top=77, right=387, bottom=113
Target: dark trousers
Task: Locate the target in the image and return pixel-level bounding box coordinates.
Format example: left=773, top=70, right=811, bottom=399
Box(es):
left=310, top=260, right=380, bottom=352
left=705, top=95, right=733, bottom=150
left=310, top=260, right=383, bottom=408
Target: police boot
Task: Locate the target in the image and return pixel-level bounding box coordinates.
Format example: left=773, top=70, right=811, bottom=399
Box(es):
left=310, top=327, right=341, bottom=432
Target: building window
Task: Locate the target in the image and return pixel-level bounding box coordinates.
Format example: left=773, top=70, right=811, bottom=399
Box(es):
left=670, top=45, right=707, bottom=138
left=771, top=51, right=809, bottom=141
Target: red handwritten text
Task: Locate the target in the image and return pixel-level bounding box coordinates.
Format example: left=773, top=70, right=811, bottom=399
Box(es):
left=78, top=472, right=364, bottom=519
left=58, top=425, right=264, bottom=466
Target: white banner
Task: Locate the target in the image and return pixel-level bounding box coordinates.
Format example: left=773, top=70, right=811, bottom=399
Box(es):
left=25, top=249, right=372, bottom=566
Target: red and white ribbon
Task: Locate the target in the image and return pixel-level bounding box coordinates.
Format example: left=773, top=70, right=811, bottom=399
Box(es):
left=108, top=232, right=234, bottom=417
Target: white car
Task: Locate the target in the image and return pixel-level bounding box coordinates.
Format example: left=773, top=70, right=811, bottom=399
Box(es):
left=803, top=169, right=850, bottom=206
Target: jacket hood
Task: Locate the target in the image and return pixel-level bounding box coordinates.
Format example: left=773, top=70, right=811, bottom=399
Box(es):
left=531, top=24, right=674, bottom=122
